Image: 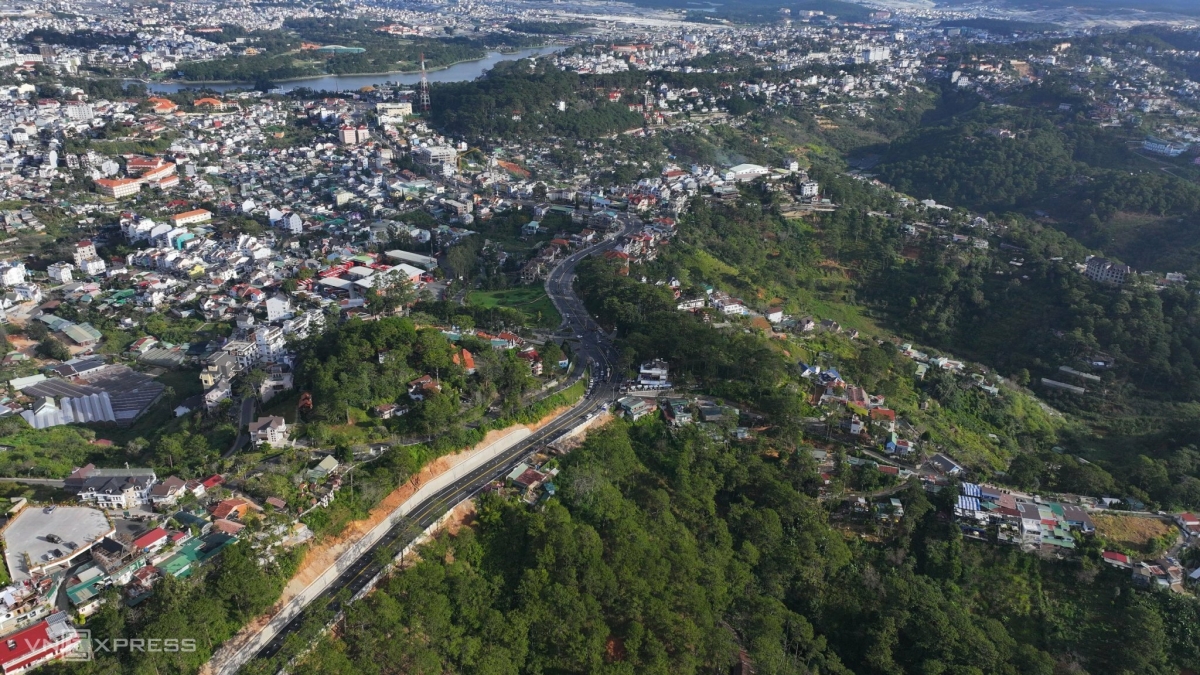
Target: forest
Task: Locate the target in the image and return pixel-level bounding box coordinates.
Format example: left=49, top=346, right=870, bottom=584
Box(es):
left=295, top=420, right=1200, bottom=675
left=430, top=60, right=645, bottom=141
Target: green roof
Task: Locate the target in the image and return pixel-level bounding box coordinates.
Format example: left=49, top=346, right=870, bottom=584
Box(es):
left=159, top=533, right=237, bottom=578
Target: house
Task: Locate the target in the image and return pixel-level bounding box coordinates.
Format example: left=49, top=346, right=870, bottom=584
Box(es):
left=452, top=348, right=476, bottom=374
left=929, top=453, right=964, bottom=476
left=132, top=527, right=169, bottom=554
left=307, top=455, right=339, bottom=481
left=1176, top=512, right=1200, bottom=539
left=374, top=403, right=408, bottom=419
left=617, top=396, right=657, bottom=420
left=209, top=498, right=252, bottom=520
left=204, top=378, right=233, bottom=411
left=148, top=475, right=187, bottom=508
left=66, top=465, right=157, bottom=508
left=248, top=416, right=288, bottom=446
left=0, top=612, right=79, bottom=675
left=407, top=374, right=440, bottom=400
left=637, top=359, right=670, bottom=388
left=1101, top=551, right=1132, bottom=569
left=765, top=307, right=784, bottom=323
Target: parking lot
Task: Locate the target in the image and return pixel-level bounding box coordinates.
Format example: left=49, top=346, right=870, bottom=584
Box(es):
left=2, top=505, right=112, bottom=581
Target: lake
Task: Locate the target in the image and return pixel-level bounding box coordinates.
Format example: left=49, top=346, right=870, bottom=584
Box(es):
left=141, top=46, right=564, bottom=94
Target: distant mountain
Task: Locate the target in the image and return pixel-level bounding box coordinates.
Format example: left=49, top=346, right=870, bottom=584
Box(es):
left=967, top=0, right=1200, bottom=17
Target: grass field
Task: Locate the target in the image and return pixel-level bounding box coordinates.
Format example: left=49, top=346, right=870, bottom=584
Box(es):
left=1092, top=513, right=1176, bottom=550
left=467, top=287, right=562, bottom=328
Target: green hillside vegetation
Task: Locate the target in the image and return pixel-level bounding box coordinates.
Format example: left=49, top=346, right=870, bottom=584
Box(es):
left=430, top=60, right=646, bottom=140
left=296, top=421, right=1200, bottom=675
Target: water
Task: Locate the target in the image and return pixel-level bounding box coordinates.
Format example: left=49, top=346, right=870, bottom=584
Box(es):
left=141, top=46, right=564, bottom=94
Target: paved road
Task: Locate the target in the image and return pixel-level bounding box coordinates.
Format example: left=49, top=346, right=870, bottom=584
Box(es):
left=246, top=220, right=628, bottom=667
left=0, top=478, right=65, bottom=487
left=224, top=397, right=257, bottom=459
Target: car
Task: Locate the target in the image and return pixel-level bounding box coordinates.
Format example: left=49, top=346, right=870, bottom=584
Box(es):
left=45, top=533, right=61, bottom=544
left=43, top=505, right=56, bottom=514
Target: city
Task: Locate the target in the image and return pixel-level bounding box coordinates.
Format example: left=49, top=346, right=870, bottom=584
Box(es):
left=0, top=0, right=1194, bottom=673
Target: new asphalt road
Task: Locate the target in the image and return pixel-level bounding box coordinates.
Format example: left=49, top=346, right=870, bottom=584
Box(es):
left=248, top=223, right=628, bottom=666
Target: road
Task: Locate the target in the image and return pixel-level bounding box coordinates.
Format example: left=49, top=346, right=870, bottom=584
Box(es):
left=245, top=219, right=628, bottom=668
left=224, top=397, right=257, bottom=459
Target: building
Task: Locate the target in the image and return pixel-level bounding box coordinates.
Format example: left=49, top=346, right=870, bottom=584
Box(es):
left=376, top=101, right=412, bottom=118
left=46, top=263, right=72, bottom=284
left=0, top=262, right=25, bottom=287
left=73, top=240, right=97, bottom=266
left=265, top=294, right=293, bottom=322
left=0, top=612, right=80, bottom=674
left=1143, top=136, right=1189, bottom=157
left=64, top=102, right=94, bottom=121
left=94, top=177, right=141, bottom=198
left=200, top=353, right=239, bottom=388
left=617, top=396, right=657, bottom=420
left=249, top=416, right=289, bottom=446
left=638, top=359, right=671, bottom=388
left=412, top=145, right=457, bottom=166
left=1085, top=257, right=1131, bottom=284
left=66, top=465, right=158, bottom=509
left=170, top=209, right=212, bottom=227
left=254, top=326, right=286, bottom=363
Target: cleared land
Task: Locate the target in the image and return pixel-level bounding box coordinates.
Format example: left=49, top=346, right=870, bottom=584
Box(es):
left=1092, top=513, right=1175, bottom=550
left=467, top=287, right=562, bottom=328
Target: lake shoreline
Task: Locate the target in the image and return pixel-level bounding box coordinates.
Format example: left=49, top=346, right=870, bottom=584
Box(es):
left=136, top=46, right=560, bottom=88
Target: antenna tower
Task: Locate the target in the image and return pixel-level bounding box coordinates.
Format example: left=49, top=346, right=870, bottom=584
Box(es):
left=418, top=53, right=431, bottom=113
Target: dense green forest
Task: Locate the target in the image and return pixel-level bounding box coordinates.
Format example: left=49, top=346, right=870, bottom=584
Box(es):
left=431, top=60, right=645, bottom=140
left=295, top=420, right=1200, bottom=675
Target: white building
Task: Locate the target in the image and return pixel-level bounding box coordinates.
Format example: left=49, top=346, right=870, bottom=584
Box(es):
left=638, top=359, right=671, bottom=388
left=412, top=145, right=457, bottom=166
left=46, top=263, right=73, bottom=284
left=1085, top=257, right=1131, bottom=284
left=73, top=240, right=97, bottom=266
left=0, top=261, right=26, bottom=286
left=254, top=326, right=286, bottom=362
left=265, top=294, right=293, bottom=322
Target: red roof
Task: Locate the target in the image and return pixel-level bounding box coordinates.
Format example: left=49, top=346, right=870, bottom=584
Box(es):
left=0, top=617, right=77, bottom=671
left=200, top=474, right=224, bottom=489
left=132, top=527, right=168, bottom=549
left=1103, top=551, right=1130, bottom=564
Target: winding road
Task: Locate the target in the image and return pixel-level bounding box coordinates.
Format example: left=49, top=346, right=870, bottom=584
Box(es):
left=238, top=218, right=629, bottom=669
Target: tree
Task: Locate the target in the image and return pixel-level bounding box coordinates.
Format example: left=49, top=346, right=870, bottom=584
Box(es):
left=37, top=336, right=70, bottom=361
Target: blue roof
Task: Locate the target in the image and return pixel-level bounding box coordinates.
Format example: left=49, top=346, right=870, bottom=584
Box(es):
left=957, top=495, right=980, bottom=512
left=961, top=482, right=981, bottom=497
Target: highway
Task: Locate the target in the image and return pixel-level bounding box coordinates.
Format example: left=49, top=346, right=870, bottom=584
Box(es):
left=246, top=220, right=628, bottom=667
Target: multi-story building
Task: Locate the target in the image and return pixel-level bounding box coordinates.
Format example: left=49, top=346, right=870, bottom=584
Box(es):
left=248, top=416, right=289, bottom=446
left=66, top=466, right=157, bottom=509
left=1085, top=257, right=1131, bottom=284
left=265, top=294, right=293, bottom=322
left=46, top=263, right=73, bottom=284
left=170, top=209, right=212, bottom=227
left=638, top=359, right=671, bottom=388
left=94, top=177, right=141, bottom=198
left=412, top=145, right=457, bottom=166
left=73, top=240, right=97, bottom=266
left=0, top=262, right=25, bottom=287
left=254, top=326, right=286, bottom=362
left=222, top=340, right=259, bottom=370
